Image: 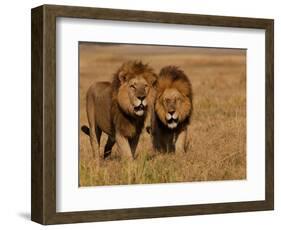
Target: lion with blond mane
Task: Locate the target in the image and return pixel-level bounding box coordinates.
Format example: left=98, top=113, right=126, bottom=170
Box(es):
left=151, top=66, right=192, bottom=154
left=81, top=61, right=157, bottom=161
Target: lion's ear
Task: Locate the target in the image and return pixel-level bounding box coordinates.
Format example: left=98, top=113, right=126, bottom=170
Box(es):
left=118, top=70, right=127, bottom=83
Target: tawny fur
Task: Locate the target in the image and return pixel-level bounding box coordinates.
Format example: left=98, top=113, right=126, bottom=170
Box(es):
left=82, top=61, right=157, bottom=161
left=151, top=66, right=192, bottom=154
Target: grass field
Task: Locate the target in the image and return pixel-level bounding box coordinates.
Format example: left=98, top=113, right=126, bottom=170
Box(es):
left=79, top=43, right=246, bottom=186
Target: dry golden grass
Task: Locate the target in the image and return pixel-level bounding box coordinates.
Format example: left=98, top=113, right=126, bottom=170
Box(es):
left=79, top=43, right=246, bottom=186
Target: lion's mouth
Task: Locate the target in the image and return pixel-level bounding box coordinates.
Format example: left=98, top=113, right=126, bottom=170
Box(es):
left=134, top=104, right=146, bottom=116
left=167, top=118, right=178, bottom=129
left=167, top=118, right=179, bottom=124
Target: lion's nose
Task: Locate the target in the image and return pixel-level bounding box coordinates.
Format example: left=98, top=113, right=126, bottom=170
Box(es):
left=137, top=96, right=146, bottom=101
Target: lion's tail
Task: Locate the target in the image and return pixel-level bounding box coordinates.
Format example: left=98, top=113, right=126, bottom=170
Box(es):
left=81, top=125, right=90, bottom=136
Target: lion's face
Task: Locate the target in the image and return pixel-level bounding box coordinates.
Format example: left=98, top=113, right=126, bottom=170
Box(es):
left=118, top=76, right=152, bottom=116
left=155, top=88, right=191, bottom=129
left=115, top=62, right=157, bottom=117
left=124, top=76, right=150, bottom=116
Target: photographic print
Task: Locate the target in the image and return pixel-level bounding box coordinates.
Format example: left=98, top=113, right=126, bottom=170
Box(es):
left=79, top=43, right=246, bottom=187
left=31, top=5, right=273, bottom=224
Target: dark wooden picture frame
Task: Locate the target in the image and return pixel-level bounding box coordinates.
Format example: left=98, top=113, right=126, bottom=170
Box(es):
left=31, top=4, right=274, bottom=225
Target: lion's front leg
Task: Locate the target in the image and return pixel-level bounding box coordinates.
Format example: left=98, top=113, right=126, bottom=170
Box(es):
left=116, top=132, right=133, bottom=160
left=144, top=103, right=154, bottom=134
left=175, top=128, right=187, bottom=154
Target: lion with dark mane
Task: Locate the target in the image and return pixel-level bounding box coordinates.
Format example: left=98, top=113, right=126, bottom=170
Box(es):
left=81, top=61, right=157, bottom=161
left=151, top=66, right=192, bottom=154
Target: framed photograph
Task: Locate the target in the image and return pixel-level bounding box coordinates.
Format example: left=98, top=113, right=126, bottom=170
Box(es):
left=31, top=4, right=274, bottom=225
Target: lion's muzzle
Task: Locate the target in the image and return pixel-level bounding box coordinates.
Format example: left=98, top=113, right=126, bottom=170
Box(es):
left=134, top=98, right=147, bottom=116
left=166, top=111, right=179, bottom=129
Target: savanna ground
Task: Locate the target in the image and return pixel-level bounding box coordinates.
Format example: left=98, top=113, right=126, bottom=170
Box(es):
left=79, top=43, right=246, bottom=186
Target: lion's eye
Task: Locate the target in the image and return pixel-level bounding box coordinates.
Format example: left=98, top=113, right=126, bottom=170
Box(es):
left=130, top=85, right=136, bottom=89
